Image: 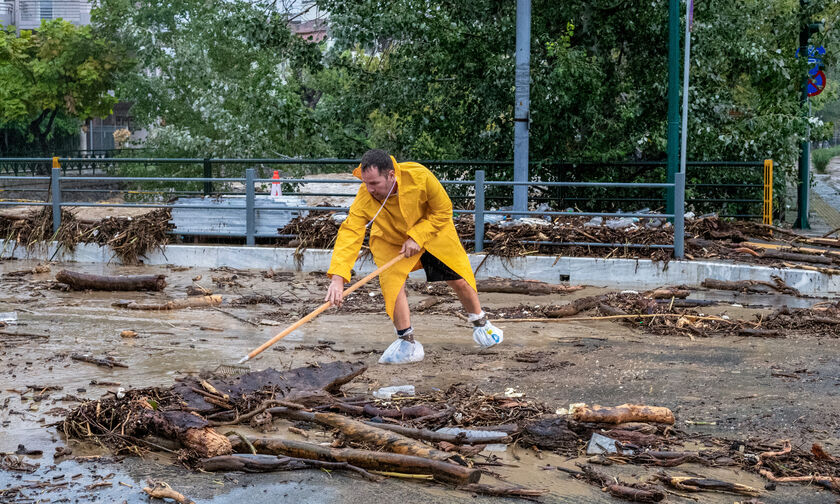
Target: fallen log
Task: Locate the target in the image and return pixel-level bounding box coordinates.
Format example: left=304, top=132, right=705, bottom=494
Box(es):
left=230, top=436, right=481, bottom=484
left=760, top=249, right=834, bottom=265
left=70, top=354, right=128, bottom=368
left=142, top=481, right=194, bottom=504
left=654, top=298, right=718, bottom=307
left=737, top=328, right=783, bottom=338
left=112, top=295, right=222, bottom=311
left=199, top=453, right=380, bottom=481
left=556, top=465, right=665, bottom=502
left=782, top=262, right=840, bottom=275
left=573, top=404, right=675, bottom=425
left=645, top=288, right=690, bottom=299
left=476, top=278, right=583, bottom=295
left=56, top=270, right=166, bottom=291
left=741, top=240, right=840, bottom=258
left=545, top=295, right=605, bottom=318
left=458, top=483, right=547, bottom=500
left=412, top=296, right=442, bottom=312
left=654, top=473, right=760, bottom=496
left=701, top=278, right=799, bottom=296
left=358, top=421, right=510, bottom=445
left=268, top=409, right=458, bottom=462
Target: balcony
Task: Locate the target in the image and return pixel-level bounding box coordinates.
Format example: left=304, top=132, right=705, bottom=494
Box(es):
left=1, top=0, right=91, bottom=30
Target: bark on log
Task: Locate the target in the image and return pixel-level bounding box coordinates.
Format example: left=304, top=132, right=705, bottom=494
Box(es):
left=646, top=289, right=690, bottom=299
left=412, top=296, right=442, bottom=312
left=654, top=474, right=760, bottom=496
left=607, top=484, right=666, bottom=502
left=199, top=454, right=381, bottom=481
left=230, top=436, right=481, bottom=484
left=269, top=409, right=458, bottom=462
left=545, top=295, right=605, bottom=318
left=701, top=278, right=799, bottom=296
left=761, top=249, right=834, bottom=264
left=573, top=404, right=675, bottom=425
left=358, top=421, right=510, bottom=445
left=112, top=295, right=222, bottom=311
left=70, top=354, right=128, bottom=368
left=598, top=303, right=628, bottom=317
left=738, top=328, right=783, bottom=338
left=477, top=277, right=583, bottom=295
left=56, top=270, right=166, bottom=291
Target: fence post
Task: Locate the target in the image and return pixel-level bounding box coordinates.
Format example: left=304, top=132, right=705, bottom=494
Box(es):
left=203, top=158, right=213, bottom=196
left=245, top=168, right=255, bottom=246
left=51, top=165, right=61, bottom=234
left=763, top=159, right=773, bottom=226
left=673, top=171, right=685, bottom=259
left=474, top=170, right=485, bottom=253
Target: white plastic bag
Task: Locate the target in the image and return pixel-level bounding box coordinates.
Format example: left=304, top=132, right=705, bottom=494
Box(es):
left=378, top=338, right=425, bottom=365
left=473, top=320, right=503, bottom=348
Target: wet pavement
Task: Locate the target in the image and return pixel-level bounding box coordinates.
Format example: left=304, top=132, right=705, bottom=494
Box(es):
left=1, top=259, right=839, bottom=503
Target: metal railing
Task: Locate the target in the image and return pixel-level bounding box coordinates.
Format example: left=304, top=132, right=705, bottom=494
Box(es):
left=0, top=156, right=773, bottom=219
left=0, top=158, right=688, bottom=258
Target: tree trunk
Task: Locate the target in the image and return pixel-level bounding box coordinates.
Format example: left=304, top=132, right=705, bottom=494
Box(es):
left=57, top=270, right=167, bottom=291
left=573, top=404, right=675, bottom=425
left=230, top=436, right=481, bottom=484
left=545, top=295, right=605, bottom=318
left=269, top=409, right=458, bottom=462
left=112, top=295, right=222, bottom=311
left=476, top=277, right=583, bottom=295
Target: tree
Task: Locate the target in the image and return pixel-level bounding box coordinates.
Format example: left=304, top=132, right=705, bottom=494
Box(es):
left=92, top=0, right=325, bottom=159
left=0, top=20, right=131, bottom=155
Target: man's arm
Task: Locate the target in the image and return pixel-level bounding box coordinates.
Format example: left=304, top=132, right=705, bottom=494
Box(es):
left=325, top=187, right=370, bottom=305
left=406, top=171, right=453, bottom=248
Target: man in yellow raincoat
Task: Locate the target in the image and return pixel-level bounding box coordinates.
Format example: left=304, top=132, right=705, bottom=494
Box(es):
left=325, top=149, right=504, bottom=364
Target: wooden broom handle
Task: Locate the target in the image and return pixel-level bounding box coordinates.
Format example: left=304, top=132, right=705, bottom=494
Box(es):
left=239, top=253, right=409, bottom=363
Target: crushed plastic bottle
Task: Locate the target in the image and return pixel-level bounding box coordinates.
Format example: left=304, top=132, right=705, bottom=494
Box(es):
left=372, top=385, right=416, bottom=400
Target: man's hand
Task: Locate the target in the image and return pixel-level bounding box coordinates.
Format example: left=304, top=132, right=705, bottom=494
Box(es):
left=400, top=237, right=421, bottom=258
left=325, top=275, right=346, bottom=307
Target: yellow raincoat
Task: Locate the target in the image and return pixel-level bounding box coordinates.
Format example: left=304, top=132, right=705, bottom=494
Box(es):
left=327, top=156, right=476, bottom=319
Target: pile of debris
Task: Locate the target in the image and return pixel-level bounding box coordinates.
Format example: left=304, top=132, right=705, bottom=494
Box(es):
left=0, top=208, right=173, bottom=264
left=56, top=361, right=840, bottom=501
left=491, top=286, right=840, bottom=339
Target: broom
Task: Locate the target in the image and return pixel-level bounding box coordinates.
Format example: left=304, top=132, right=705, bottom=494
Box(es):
left=217, top=253, right=407, bottom=374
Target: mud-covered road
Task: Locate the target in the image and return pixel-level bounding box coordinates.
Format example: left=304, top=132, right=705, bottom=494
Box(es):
left=1, top=259, right=839, bottom=503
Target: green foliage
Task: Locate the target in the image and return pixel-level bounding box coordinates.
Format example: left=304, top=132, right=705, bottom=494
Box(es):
left=813, top=145, right=840, bottom=173
left=0, top=20, right=131, bottom=153
left=92, top=0, right=325, bottom=160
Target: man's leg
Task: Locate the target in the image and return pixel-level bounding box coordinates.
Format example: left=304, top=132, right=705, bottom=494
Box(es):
left=392, top=283, right=411, bottom=331
left=446, top=278, right=481, bottom=314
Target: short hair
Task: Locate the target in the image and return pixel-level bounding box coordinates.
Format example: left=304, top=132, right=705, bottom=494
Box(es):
left=360, top=149, right=393, bottom=176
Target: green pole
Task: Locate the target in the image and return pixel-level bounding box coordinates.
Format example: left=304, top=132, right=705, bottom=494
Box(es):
left=666, top=0, right=681, bottom=217
left=795, top=1, right=816, bottom=229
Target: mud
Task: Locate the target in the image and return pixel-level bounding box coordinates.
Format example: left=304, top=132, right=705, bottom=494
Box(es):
left=1, top=259, right=839, bottom=503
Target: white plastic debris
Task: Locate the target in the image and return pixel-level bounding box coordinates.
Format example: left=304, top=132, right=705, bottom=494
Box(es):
left=332, top=213, right=348, bottom=224
left=586, top=432, right=633, bottom=455
left=378, top=338, right=425, bottom=365
left=504, top=387, right=524, bottom=398
left=436, top=427, right=509, bottom=439
left=372, top=385, right=416, bottom=400
left=0, top=312, right=18, bottom=324
left=116, top=387, right=126, bottom=399
left=620, top=290, right=639, bottom=295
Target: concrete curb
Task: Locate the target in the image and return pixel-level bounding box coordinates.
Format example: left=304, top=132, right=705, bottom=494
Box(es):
left=2, top=240, right=837, bottom=296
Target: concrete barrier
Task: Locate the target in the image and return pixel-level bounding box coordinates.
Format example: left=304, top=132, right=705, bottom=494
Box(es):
left=2, top=240, right=837, bottom=296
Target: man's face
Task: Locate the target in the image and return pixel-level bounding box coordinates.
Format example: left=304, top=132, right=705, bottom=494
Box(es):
left=361, top=167, right=396, bottom=201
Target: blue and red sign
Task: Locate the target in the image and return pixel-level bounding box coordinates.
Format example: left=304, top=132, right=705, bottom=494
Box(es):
left=796, top=46, right=827, bottom=97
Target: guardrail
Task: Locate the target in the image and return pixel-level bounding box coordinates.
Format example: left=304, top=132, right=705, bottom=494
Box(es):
left=0, top=156, right=772, bottom=220
left=0, top=160, right=688, bottom=258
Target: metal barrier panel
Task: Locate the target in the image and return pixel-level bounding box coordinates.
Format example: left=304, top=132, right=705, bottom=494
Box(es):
left=763, top=159, right=773, bottom=226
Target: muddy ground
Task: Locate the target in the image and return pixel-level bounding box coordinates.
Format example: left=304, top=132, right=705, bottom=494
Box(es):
left=1, top=259, right=839, bottom=503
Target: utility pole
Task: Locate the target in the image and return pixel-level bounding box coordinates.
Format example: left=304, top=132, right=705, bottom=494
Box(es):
left=513, top=0, right=531, bottom=214
left=794, top=0, right=823, bottom=229
left=665, top=0, right=681, bottom=217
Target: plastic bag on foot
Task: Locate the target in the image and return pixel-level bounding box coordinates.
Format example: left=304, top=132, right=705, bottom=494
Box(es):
left=378, top=338, right=425, bottom=364
left=473, top=321, right=503, bottom=348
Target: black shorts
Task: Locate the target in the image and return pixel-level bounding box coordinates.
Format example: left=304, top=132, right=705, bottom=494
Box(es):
left=419, top=251, right=462, bottom=282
